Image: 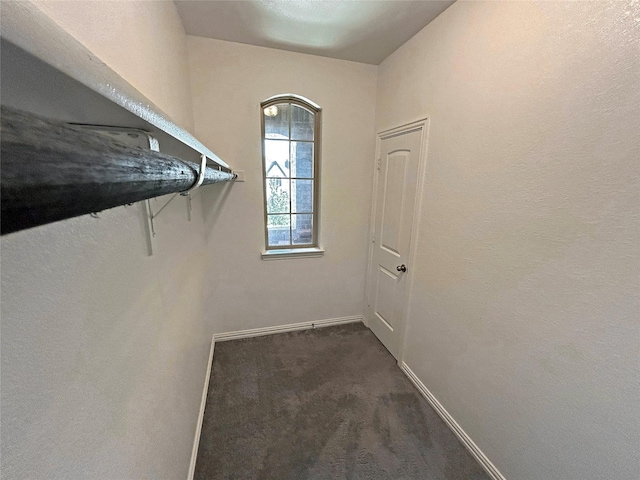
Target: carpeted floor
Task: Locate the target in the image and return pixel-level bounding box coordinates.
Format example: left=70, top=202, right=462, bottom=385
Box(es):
left=194, top=322, right=489, bottom=480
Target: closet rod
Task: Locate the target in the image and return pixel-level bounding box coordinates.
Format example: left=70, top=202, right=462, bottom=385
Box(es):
left=1, top=107, right=234, bottom=235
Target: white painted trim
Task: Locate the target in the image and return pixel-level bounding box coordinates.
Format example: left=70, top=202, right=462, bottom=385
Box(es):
left=397, top=117, right=430, bottom=363
left=400, top=362, right=506, bottom=480
left=261, top=247, right=325, bottom=260
left=363, top=133, right=381, bottom=326
left=187, top=335, right=215, bottom=480
left=213, top=316, right=363, bottom=342
left=365, top=118, right=430, bottom=360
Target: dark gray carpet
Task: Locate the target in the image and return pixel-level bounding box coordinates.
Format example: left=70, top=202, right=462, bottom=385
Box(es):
left=195, top=323, right=489, bottom=480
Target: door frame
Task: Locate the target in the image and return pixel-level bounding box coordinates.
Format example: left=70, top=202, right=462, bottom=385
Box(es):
left=364, top=117, right=430, bottom=363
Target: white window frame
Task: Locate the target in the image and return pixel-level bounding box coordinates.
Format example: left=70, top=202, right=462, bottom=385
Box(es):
left=260, top=94, right=323, bottom=259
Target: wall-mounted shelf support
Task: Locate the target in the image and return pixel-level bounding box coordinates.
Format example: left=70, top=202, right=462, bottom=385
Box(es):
left=0, top=1, right=237, bottom=239
left=0, top=107, right=235, bottom=235
left=70, top=124, right=220, bottom=255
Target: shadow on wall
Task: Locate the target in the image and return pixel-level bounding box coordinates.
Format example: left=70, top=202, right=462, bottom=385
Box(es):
left=137, top=201, right=154, bottom=256
left=199, top=181, right=234, bottom=241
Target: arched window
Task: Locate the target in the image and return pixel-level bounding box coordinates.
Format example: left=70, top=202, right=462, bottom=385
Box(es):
left=261, top=94, right=321, bottom=252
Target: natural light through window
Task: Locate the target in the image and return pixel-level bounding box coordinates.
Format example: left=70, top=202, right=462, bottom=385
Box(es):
left=261, top=95, right=321, bottom=253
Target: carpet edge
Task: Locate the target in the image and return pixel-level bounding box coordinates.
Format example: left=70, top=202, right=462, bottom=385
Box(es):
left=213, top=315, right=364, bottom=342
left=400, top=362, right=507, bottom=480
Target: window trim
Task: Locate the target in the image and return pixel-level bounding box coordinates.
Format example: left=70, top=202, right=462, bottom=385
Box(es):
left=260, top=94, right=321, bottom=252
left=261, top=247, right=325, bottom=261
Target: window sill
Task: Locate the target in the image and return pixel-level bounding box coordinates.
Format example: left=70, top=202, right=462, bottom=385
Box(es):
left=261, top=247, right=325, bottom=261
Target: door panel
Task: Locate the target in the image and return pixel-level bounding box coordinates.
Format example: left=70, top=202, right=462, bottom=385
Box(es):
left=381, top=152, right=407, bottom=254
left=367, top=127, right=423, bottom=359
left=374, top=266, right=398, bottom=330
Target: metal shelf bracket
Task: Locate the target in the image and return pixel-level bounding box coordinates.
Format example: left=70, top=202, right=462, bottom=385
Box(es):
left=74, top=124, right=195, bottom=256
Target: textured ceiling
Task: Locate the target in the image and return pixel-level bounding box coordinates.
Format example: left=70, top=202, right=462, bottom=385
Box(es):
left=175, top=0, right=455, bottom=65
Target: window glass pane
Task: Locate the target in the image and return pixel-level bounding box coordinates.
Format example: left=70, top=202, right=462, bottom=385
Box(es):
left=291, top=105, right=314, bottom=141
left=292, top=214, right=313, bottom=245
left=264, top=103, right=289, bottom=139
left=266, top=178, right=290, bottom=214
left=291, top=142, right=313, bottom=179
left=264, top=139, right=289, bottom=178
left=291, top=180, right=313, bottom=213
left=267, top=215, right=291, bottom=246
left=262, top=97, right=319, bottom=250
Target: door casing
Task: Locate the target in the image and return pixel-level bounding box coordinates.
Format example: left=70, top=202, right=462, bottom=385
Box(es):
left=364, top=118, right=430, bottom=363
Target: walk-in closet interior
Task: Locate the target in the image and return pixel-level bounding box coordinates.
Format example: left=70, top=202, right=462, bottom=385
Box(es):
left=1, top=1, right=638, bottom=479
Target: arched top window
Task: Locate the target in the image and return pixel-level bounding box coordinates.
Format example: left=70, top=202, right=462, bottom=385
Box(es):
left=261, top=95, right=321, bottom=253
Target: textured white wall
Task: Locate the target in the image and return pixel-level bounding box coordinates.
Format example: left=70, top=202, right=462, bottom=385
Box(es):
left=1, top=2, right=211, bottom=479
left=376, top=1, right=640, bottom=479
left=187, top=37, right=377, bottom=333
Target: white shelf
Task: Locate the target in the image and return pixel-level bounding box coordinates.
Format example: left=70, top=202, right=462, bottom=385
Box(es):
left=0, top=1, right=230, bottom=171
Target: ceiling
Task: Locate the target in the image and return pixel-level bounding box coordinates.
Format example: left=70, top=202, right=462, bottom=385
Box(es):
left=175, top=0, right=455, bottom=65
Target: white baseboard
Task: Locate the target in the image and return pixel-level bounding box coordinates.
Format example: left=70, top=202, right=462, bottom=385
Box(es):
left=213, top=315, right=363, bottom=342
left=400, top=362, right=506, bottom=480
left=187, top=335, right=215, bottom=480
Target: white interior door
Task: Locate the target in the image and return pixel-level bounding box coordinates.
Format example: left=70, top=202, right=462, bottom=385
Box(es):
left=367, top=125, right=424, bottom=359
